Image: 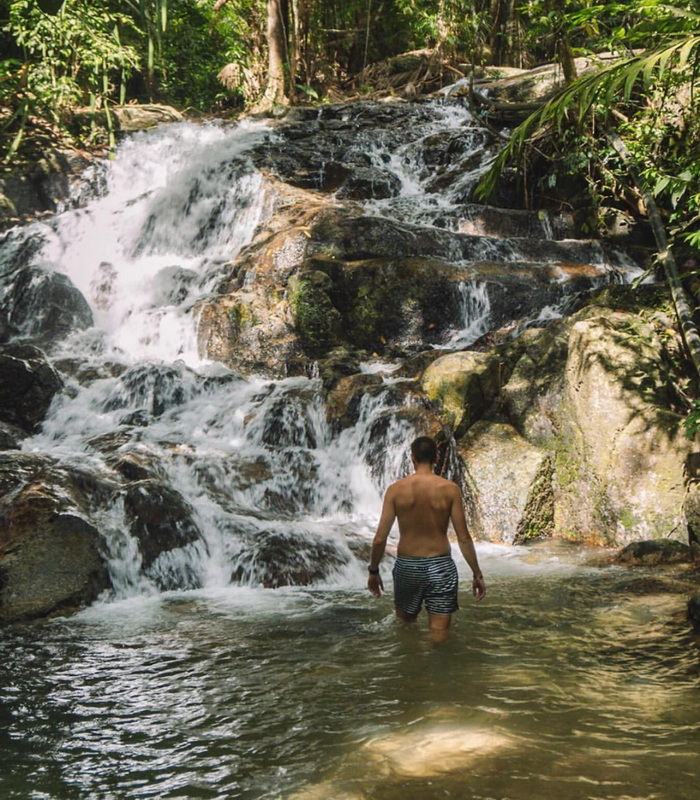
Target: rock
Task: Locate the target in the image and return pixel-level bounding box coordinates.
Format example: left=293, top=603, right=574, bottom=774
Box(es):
left=310, top=255, right=463, bottom=352
left=335, top=167, right=402, bottom=200
left=458, top=421, right=550, bottom=543
left=123, top=480, right=206, bottom=585
left=456, top=203, right=576, bottom=240
left=103, top=362, right=198, bottom=418
left=555, top=308, right=692, bottom=544
left=615, top=539, right=692, bottom=566
left=0, top=343, right=63, bottom=432
left=688, top=594, right=700, bottom=627
left=3, top=267, right=93, bottom=345
left=683, top=481, right=700, bottom=546
left=288, top=270, right=344, bottom=357
left=0, top=421, right=24, bottom=450
left=0, top=453, right=111, bottom=623
left=71, top=104, right=183, bottom=135
left=421, top=350, right=505, bottom=436
left=316, top=347, right=363, bottom=391
left=501, top=321, right=570, bottom=445
left=0, top=511, right=109, bottom=623
left=326, top=373, right=383, bottom=428
left=231, top=530, right=351, bottom=588
left=0, top=149, right=93, bottom=228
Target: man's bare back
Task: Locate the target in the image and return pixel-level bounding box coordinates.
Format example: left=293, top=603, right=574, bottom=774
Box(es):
left=367, top=436, right=485, bottom=633
left=389, top=472, right=462, bottom=558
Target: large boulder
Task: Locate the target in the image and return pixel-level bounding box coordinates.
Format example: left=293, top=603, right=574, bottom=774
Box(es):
left=458, top=420, right=550, bottom=543
left=2, top=267, right=93, bottom=345
left=554, top=308, right=693, bottom=544
left=500, top=321, right=570, bottom=445
left=231, top=529, right=351, bottom=588
left=615, top=539, right=692, bottom=566
left=0, top=149, right=93, bottom=228
left=0, top=453, right=111, bottom=623
left=0, top=343, right=63, bottom=432
left=123, top=480, right=207, bottom=590
left=421, top=348, right=519, bottom=437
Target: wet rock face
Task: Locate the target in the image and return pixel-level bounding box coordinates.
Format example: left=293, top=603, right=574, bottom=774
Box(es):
left=254, top=99, right=493, bottom=199
left=0, top=343, right=63, bottom=432
left=0, top=453, right=111, bottom=623
left=231, top=530, right=350, bottom=588
left=197, top=97, right=634, bottom=374
left=0, top=149, right=94, bottom=229
left=2, top=266, right=93, bottom=345
left=123, top=480, right=207, bottom=589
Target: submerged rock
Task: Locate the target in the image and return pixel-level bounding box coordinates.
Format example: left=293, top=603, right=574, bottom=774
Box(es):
left=615, top=540, right=692, bottom=566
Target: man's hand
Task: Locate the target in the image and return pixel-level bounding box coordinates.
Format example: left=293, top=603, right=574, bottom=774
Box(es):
left=472, top=575, right=486, bottom=601
left=368, top=573, right=384, bottom=598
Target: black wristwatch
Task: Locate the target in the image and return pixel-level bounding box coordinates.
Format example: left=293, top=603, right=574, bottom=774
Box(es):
left=368, top=566, right=380, bottom=575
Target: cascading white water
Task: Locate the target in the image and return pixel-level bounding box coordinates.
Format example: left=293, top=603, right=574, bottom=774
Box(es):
left=1, top=117, right=416, bottom=598
left=2, top=99, right=648, bottom=601
left=360, top=101, right=495, bottom=228
left=441, top=280, right=491, bottom=348
left=29, top=120, right=273, bottom=365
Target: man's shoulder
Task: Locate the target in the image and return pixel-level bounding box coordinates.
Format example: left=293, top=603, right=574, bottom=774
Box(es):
left=431, top=475, right=461, bottom=493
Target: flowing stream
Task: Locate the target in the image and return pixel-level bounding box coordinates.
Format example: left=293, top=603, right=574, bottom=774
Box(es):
left=1, top=102, right=698, bottom=799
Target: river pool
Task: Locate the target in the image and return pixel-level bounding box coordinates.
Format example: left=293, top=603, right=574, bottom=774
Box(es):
left=2, top=543, right=698, bottom=800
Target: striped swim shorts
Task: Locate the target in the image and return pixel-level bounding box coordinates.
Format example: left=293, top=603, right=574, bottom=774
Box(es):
left=392, top=554, right=459, bottom=617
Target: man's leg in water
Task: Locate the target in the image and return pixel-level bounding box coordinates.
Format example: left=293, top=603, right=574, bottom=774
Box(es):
left=427, top=612, right=452, bottom=641
left=395, top=606, right=418, bottom=623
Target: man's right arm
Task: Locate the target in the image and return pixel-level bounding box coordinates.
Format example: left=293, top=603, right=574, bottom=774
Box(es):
left=367, top=486, right=397, bottom=598
left=449, top=484, right=486, bottom=600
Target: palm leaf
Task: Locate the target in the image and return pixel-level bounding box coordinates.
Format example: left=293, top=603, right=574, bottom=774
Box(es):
left=476, top=35, right=700, bottom=200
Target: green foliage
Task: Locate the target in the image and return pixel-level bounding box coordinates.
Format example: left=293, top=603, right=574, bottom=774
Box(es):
left=2, top=0, right=140, bottom=159
left=394, top=0, right=490, bottom=60
left=158, top=0, right=249, bottom=110
left=476, top=2, right=700, bottom=248
left=684, top=397, right=700, bottom=439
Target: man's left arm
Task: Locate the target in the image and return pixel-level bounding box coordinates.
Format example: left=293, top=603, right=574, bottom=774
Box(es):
left=367, top=488, right=396, bottom=597
left=450, top=484, right=486, bottom=600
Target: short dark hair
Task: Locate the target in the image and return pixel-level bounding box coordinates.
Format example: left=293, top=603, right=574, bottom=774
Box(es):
left=411, top=436, right=437, bottom=464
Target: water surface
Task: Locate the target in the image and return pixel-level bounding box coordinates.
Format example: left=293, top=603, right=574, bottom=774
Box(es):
left=2, top=544, right=698, bottom=800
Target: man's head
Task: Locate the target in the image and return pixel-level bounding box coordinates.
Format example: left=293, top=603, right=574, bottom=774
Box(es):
left=411, top=436, right=437, bottom=465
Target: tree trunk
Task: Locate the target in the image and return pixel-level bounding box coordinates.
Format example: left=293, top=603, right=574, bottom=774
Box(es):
left=489, top=0, right=516, bottom=66
left=258, top=0, right=290, bottom=110
left=550, top=0, right=577, bottom=83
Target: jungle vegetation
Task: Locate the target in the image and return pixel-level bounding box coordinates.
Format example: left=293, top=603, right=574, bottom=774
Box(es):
left=0, top=1, right=698, bottom=251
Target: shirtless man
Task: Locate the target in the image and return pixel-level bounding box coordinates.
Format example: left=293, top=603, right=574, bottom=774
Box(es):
left=367, top=436, right=486, bottom=635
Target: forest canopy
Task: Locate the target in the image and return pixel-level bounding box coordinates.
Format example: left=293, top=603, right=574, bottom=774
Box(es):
left=1, top=1, right=699, bottom=249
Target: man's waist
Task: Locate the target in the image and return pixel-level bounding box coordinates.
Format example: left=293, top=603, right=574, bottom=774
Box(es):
left=395, top=551, right=453, bottom=560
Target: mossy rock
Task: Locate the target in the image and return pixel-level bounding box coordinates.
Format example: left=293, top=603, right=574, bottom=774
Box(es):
left=421, top=351, right=501, bottom=436
left=288, top=271, right=343, bottom=358
left=615, top=539, right=692, bottom=566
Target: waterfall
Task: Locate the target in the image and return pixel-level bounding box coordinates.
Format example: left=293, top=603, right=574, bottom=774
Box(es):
left=1, top=99, right=646, bottom=603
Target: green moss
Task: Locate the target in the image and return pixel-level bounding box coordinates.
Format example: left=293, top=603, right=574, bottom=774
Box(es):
left=617, top=508, right=638, bottom=531
left=515, top=456, right=555, bottom=543
left=289, top=271, right=344, bottom=358
left=228, top=303, right=255, bottom=331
